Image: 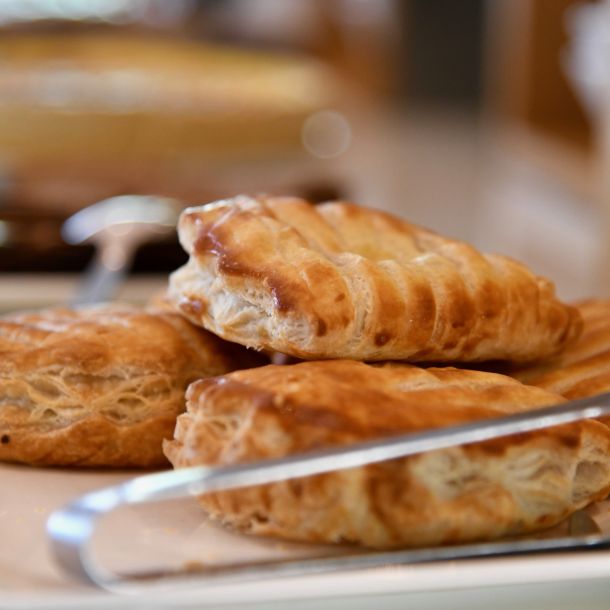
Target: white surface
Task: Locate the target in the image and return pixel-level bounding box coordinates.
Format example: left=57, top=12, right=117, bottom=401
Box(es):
left=3, top=461, right=610, bottom=609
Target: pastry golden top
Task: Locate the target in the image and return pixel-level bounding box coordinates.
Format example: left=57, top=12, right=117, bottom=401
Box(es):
left=514, top=299, right=610, bottom=400
left=165, top=360, right=610, bottom=548
left=166, top=361, right=566, bottom=462
left=169, top=195, right=580, bottom=363
left=0, top=304, right=261, bottom=467
left=0, top=304, right=237, bottom=380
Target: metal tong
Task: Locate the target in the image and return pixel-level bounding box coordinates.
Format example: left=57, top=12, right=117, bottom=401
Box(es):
left=47, top=392, right=610, bottom=593
left=62, top=195, right=181, bottom=306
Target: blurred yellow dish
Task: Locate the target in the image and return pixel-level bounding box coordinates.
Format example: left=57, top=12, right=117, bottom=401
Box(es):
left=0, top=32, right=337, bottom=162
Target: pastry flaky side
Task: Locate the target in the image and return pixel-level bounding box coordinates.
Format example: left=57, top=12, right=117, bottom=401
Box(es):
left=512, top=299, right=610, bottom=402
left=0, top=304, right=264, bottom=468
left=164, top=360, right=610, bottom=549
left=168, top=195, right=581, bottom=363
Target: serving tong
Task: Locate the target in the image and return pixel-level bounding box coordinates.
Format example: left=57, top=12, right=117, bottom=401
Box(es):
left=47, top=391, right=610, bottom=593
left=62, top=195, right=181, bottom=306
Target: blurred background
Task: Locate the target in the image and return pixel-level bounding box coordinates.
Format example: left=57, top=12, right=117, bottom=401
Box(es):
left=0, top=0, right=608, bottom=309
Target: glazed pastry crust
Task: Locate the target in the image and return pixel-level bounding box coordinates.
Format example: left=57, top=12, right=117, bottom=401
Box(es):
left=0, top=304, right=261, bottom=467
left=513, top=299, right=610, bottom=401
left=168, top=196, right=581, bottom=363
left=164, top=360, right=610, bottom=548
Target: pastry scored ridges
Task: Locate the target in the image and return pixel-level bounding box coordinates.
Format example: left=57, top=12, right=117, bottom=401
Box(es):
left=169, top=195, right=581, bottom=362
left=513, top=299, right=610, bottom=401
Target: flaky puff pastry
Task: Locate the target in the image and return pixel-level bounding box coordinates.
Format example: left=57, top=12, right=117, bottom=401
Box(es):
left=164, top=360, right=610, bottom=548
left=513, top=299, right=610, bottom=402
left=168, top=196, right=581, bottom=363
left=0, top=304, right=263, bottom=467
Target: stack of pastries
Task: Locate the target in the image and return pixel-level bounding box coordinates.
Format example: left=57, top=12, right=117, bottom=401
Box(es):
left=3, top=195, right=610, bottom=549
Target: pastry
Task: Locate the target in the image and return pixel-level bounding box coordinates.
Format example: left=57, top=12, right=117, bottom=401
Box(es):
left=168, top=195, right=581, bottom=362
left=0, top=304, right=262, bottom=467
left=513, top=299, right=610, bottom=400
left=164, top=360, right=610, bottom=548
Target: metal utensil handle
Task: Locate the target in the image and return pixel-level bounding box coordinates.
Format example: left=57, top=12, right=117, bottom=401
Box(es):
left=78, top=534, right=610, bottom=595
left=70, top=247, right=131, bottom=307
left=47, top=392, right=610, bottom=591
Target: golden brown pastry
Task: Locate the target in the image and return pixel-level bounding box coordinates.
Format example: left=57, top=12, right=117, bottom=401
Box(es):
left=513, top=299, right=610, bottom=400
left=168, top=195, right=580, bottom=363
left=164, top=360, right=610, bottom=548
left=0, top=304, right=263, bottom=468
